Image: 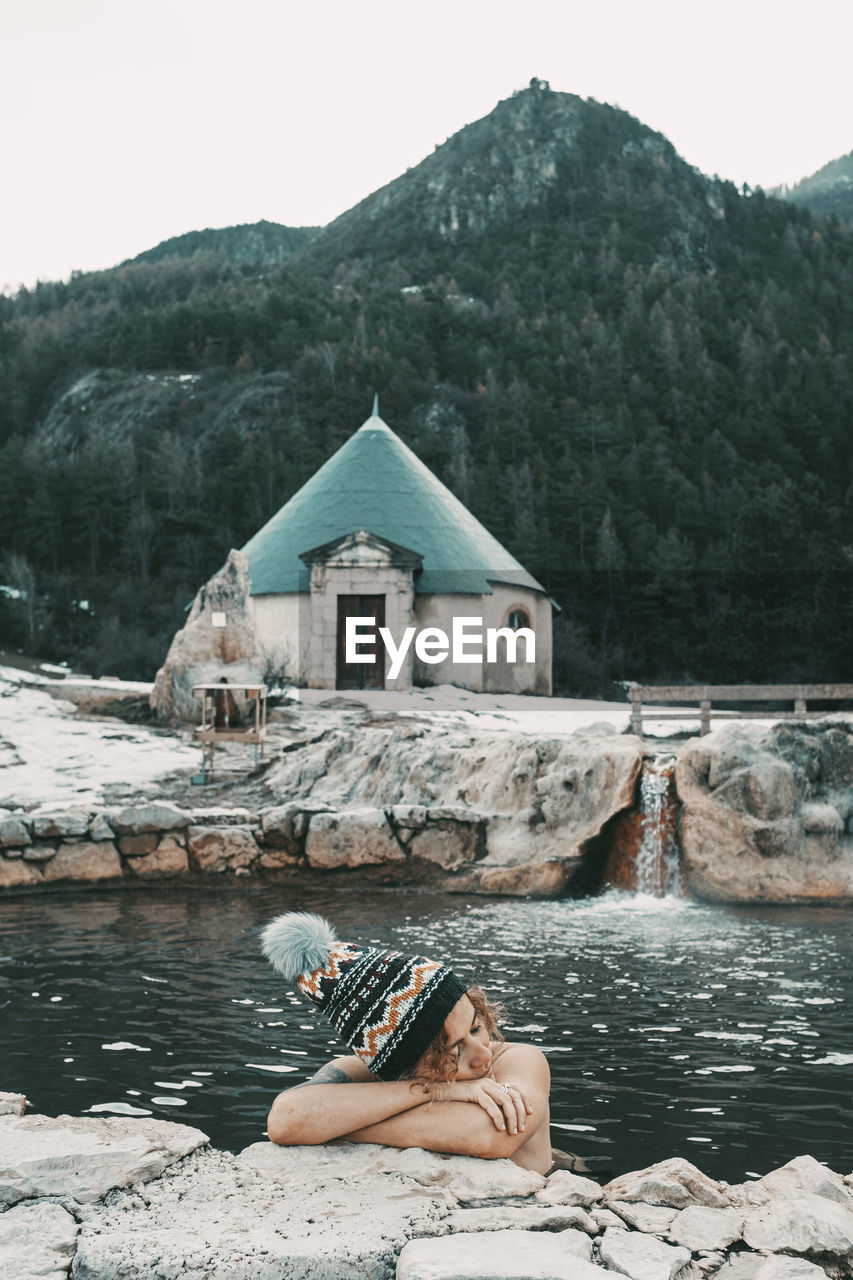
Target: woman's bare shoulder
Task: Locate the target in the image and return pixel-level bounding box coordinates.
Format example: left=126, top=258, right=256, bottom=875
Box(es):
left=492, top=1041, right=550, bottom=1081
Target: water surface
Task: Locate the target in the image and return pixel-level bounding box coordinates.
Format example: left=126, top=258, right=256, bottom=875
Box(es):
left=1, top=884, right=850, bottom=1182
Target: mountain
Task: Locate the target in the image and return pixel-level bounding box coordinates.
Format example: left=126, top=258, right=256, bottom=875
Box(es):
left=1, top=82, right=851, bottom=691
left=128, top=219, right=318, bottom=267
left=774, top=150, right=853, bottom=221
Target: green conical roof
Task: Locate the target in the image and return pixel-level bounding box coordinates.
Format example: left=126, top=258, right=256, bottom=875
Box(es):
left=242, top=408, right=545, bottom=597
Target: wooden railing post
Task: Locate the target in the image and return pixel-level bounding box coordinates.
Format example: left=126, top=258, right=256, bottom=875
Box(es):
left=630, top=688, right=643, bottom=737
left=700, top=692, right=711, bottom=736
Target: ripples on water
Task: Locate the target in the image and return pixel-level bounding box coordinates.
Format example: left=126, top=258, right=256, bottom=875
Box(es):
left=0, top=885, right=850, bottom=1182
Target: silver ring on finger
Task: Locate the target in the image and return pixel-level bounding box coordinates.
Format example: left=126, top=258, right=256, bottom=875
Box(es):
left=498, top=1083, right=510, bottom=1094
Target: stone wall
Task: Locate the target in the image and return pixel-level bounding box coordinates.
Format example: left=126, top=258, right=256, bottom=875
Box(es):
left=0, top=798, right=551, bottom=897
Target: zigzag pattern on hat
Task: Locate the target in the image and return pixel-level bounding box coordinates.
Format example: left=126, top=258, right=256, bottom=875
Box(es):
left=362, top=959, right=443, bottom=1060
left=297, top=942, right=361, bottom=999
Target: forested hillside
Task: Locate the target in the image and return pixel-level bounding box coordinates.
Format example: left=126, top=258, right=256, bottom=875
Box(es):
left=1, top=82, right=851, bottom=693
left=776, top=150, right=853, bottom=222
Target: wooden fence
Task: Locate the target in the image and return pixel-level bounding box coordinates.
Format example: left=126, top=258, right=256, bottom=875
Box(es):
left=628, top=684, right=853, bottom=737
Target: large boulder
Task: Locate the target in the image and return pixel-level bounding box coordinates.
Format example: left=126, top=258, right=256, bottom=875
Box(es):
left=263, top=724, right=643, bottom=889
left=150, top=549, right=263, bottom=722
left=676, top=720, right=853, bottom=904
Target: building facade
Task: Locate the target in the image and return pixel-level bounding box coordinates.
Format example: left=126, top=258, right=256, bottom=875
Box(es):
left=242, top=403, right=553, bottom=695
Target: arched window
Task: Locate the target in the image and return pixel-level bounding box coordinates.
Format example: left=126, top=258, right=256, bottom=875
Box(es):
left=507, top=607, right=531, bottom=631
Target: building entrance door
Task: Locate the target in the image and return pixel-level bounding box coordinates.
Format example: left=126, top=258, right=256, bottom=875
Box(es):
left=336, top=595, right=386, bottom=689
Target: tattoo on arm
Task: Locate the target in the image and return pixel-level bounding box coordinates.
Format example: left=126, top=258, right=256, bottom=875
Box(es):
left=290, top=1062, right=354, bottom=1090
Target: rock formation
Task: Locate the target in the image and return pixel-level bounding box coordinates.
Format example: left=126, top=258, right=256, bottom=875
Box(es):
left=0, top=723, right=643, bottom=898
left=676, top=720, right=853, bottom=905
left=2, top=1101, right=851, bottom=1280
left=149, top=549, right=262, bottom=722
left=261, top=720, right=643, bottom=895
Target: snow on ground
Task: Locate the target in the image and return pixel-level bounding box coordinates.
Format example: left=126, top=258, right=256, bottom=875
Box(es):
left=1, top=665, right=782, bottom=812
left=0, top=670, right=198, bottom=809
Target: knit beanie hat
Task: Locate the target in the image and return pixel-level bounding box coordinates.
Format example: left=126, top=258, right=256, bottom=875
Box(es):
left=260, top=912, right=467, bottom=1080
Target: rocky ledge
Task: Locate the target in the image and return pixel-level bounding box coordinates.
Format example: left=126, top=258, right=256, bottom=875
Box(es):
left=1, top=1092, right=851, bottom=1280
left=678, top=719, right=853, bottom=905
left=2, top=714, right=852, bottom=905
left=0, top=724, right=643, bottom=899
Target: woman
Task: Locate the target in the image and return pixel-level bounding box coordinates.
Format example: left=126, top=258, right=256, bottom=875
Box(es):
left=260, top=912, right=586, bottom=1177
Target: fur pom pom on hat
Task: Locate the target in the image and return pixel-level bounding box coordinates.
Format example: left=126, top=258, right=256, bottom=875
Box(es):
left=260, top=912, right=337, bottom=983
left=260, top=911, right=467, bottom=1080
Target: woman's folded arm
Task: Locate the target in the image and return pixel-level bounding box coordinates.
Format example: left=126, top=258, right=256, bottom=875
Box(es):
left=266, top=1057, right=429, bottom=1145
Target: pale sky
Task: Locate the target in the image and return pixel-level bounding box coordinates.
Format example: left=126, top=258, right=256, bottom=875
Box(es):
left=3, top=0, right=852, bottom=292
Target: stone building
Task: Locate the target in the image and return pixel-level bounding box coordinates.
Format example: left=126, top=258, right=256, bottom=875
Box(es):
left=152, top=403, right=552, bottom=716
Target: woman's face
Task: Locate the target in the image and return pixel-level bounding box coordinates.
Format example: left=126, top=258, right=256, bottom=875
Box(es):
left=441, top=994, right=493, bottom=1080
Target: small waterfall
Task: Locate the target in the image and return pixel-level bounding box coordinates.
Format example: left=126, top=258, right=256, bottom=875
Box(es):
left=602, top=755, right=687, bottom=897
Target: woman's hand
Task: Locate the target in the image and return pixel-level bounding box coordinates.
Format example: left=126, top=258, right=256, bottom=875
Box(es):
left=427, top=1077, right=532, bottom=1134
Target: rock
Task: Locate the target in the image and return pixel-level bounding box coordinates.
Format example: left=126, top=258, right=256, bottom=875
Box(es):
left=22, top=843, right=59, bottom=861
left=750, top=1259, right=832, bottom=1280
left=150, top=548, right=263, bottom=723
left=750, top=1154, right=852, bottom=1206
left=599, top=1225, right=693, bottom=1280
left=677, top=722, right=853, bottom=905
left=397, top=1230, right=602, bottom=1280
left=592, top=1207, right=629, bottom=1230
left=260, top=801, right=331, bottom=855
left=0, top=1092, right=26, bottom=1116
left=668, top=1205, right=744, bottom=1250
left=186, top=825, right=260, bottom=873
left=712, top=1254, right=766, bottom=1280
left=609, top=1202, right=679, bottom=1234
left=0, top=816, right=31, bottom=847
left=30, top=808, right=91, bottom=838
left=603, top=1158, right=730, bottom=1210
left=0, top=857, right=43, bottom=888
left=239, top=1140, right=545, bottom=1202
left=388, top=804, right=485, bottom=871
left=305, top=808, right=405, bottom=868
left=88, top=811, right=115, bottom=842
left=799, top=802, right=845, bottom=839
left=713, top=759, right=798, bottom=821
left=75, top=1144, right=453, bottom=1280
left=535, top=1169, right=603, bottom=1206
left=124, top=836, right=189, bottom=878
left=443, top=1205, right=597, bottom=1235
left=742, top=1191, right=853, bottom=1258
left=0, top=1113, right=208, bottom=1206
left=118, top=832, right=159, bottom=856
left=191, top=806, right=260, bottom=827
left=40, top=841, right=123, bottom=884
left=465, top=860, right=571, bottom=897
left=263, top=724, right=644, bottom=880
left=111, top=802, right=192, bottom=835
left=0, top=1201, right=79, bottom=1280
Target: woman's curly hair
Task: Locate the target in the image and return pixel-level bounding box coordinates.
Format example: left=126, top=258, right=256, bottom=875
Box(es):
left=403, top=987, right=506, bottom=1085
